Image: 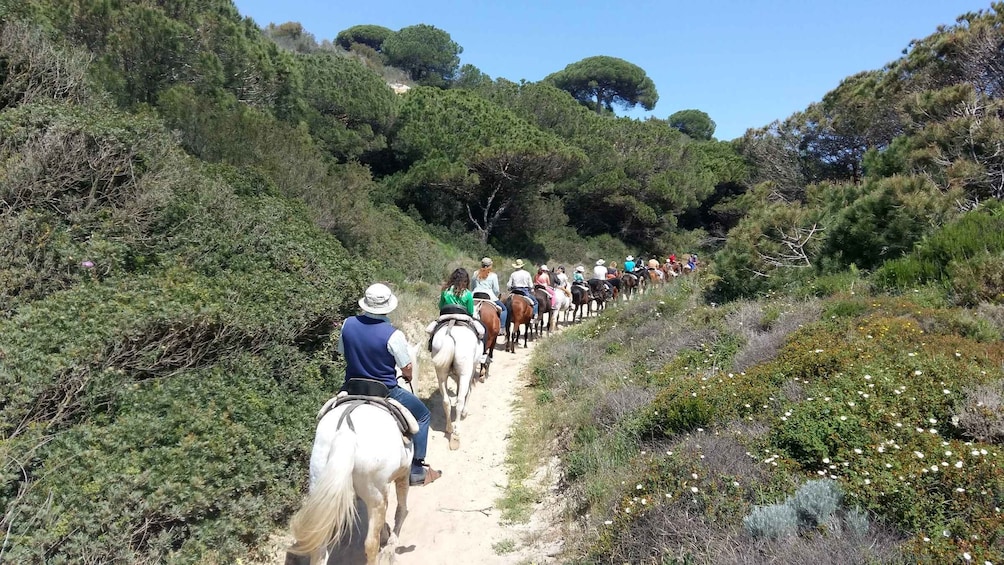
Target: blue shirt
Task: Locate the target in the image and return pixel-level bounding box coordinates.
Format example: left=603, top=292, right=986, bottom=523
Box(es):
left=624, top=260, right=635, bottom=272
left=337, top=314, right=411, bottom=387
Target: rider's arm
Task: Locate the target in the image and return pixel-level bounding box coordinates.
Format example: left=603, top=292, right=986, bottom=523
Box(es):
left=489, top=274, right=500, bottom=297
left=387, top=330, right=414, bottom=382
left=462, top=291, right=475, bottom=316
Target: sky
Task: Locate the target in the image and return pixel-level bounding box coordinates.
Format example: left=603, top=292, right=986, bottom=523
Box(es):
left=233, top=0, right=988, bottom=140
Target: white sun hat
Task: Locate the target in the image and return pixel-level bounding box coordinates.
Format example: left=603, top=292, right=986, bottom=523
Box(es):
left=358, top=283, right=398, bottom=315
left=595, top=259, right=605, bottom=266
left=626, top=255, right=634, bottom=261
left=575, top=265, right=585, bottom=273
left=540, top=264, right=549, bottom=271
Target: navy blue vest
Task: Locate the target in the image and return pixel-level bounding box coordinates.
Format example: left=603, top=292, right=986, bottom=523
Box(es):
left=341, top=315, right=398, bottom=387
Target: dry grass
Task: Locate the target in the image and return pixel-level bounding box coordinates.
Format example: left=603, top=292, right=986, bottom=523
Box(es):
left=591, top=385, right=649, bottom=430
left=976, top=302, right=1004, bottom=333
left=954, top=379, right=1004, bottom=443
left=728, top=300, right=822, bottom=372
left=607, top=487, right=904, bottom=565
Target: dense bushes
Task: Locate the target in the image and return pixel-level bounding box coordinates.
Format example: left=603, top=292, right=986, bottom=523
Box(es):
left=0, top=90, right=369, bottom=561
left=874, top=202, right=1004, bottom=300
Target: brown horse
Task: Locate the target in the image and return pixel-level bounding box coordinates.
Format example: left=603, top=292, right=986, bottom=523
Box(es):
left=475, top=298, right=500, bottom=380
left=620, top=273, right=638, bottom=301
left=589, top=279, right=613, bottom=313
left=504, top=293, right=533, bottom=352
left=532, top=286, right=555, bottom=337
left=570, top=283, right=591, bottom=322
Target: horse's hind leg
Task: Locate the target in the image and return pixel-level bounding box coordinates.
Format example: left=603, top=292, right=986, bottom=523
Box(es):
left=364, top=493, right=388, bottom=565
left=376, top=476, right=407, bottom=563
left=439, top=372, right=453, bottom=437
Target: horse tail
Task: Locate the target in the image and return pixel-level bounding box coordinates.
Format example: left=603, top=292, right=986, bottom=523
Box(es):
left=431, top=326, right=455, bottom=369
left=289, top=428, right=358, bottom=555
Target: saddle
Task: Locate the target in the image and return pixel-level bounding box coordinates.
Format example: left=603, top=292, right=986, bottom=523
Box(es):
left=508, top=290, right=535, bottom=308
left=472, top=293, right=502, bottom=316
left=317, top=378, right=419, bottom=442
left=427, top=306, right=485, bottom=351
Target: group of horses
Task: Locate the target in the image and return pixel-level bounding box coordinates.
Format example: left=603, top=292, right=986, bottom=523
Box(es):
left=287, top=261, right=695, bottom=564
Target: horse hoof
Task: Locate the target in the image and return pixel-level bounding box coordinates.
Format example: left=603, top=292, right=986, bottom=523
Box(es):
left=449, top=436, right=460, bottom=450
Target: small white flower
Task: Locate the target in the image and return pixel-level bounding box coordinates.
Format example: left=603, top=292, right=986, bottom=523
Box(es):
left=955, top=461, right=964, bottom=468
left=604, top=520, right=613, bottom=525
left=690, top=486, right=699, bottom=493
left=914, top=451, right=925, bottom=459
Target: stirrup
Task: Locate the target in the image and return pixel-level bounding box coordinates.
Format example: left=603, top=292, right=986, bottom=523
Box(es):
left=410, top=465, right=442, bottom=486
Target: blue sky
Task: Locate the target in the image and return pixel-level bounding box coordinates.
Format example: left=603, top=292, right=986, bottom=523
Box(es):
left=233, top=0, right=987, bottom=140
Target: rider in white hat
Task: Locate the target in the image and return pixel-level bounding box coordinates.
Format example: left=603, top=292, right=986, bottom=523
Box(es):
left=592, top=259, right=608, bottom=280
left=338, top=283, right=441, bottom=486
left=506, top=259, right=538, bottom=319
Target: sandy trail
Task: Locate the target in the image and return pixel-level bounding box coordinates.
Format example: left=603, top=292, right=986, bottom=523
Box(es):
left=389, top=333, right=543, bottom=564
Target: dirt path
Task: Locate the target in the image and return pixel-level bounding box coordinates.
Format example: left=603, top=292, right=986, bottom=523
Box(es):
left=388, top=332, right=546, bottom=564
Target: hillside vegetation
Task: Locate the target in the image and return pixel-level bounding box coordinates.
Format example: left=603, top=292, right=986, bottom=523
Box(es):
left=1, top=0, right=1003, bottom=562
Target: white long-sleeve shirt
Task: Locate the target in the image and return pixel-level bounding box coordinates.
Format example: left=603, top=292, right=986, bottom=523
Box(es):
left=507, top=269, right=533, bottom=289
left=593, top=265, right=608, bottom=279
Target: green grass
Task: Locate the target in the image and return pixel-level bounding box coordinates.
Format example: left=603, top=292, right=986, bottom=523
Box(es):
left=492, top=539, right=517, bottom=555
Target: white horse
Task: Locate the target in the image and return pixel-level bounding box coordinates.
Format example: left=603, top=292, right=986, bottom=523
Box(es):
left=430, top=323, right=480, bottom=450
left=289, top=348, right=419, bottom=565
left=552, top=286, right=573, bottom=324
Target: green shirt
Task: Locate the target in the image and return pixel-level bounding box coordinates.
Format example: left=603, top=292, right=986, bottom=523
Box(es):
left=439, top=288, right=474, bottom=316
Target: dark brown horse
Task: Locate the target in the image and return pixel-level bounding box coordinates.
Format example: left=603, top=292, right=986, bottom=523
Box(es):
left=504, top=293, right=533, bottom=352
left=532, top=286, right=555, bottom=338
left=475, top=298, right=500, bottom=380
left=570, top=283, right=590, bottom=322
left=620, top=273, right=638, bottom=300
left=588, top=279, right=614, bottom=313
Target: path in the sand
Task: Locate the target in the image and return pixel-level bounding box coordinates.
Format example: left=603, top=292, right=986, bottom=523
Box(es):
left=388, top=329, right=546, bottom=565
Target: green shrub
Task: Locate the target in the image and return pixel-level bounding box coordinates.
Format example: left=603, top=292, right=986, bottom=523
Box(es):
left=950, top=253, right=1004, bottom=306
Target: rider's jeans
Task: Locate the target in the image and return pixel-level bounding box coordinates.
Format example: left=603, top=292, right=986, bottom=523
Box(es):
left=514, top=287, right=539, bottom=317
left=388, top=385, right=431, bottom=468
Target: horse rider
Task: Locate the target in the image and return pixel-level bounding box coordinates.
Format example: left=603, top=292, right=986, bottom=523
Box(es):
left=471, top=257, right=508, bottom=334
left=438, top=268, right=488, bottom=364
left=605, top=261, right=622, bottom=294
left=623, top=255, right=636, bottom=274
left=555, top=265, right=572, bottom=297
left=506, top=259, right=538, bottom=320
left=337, top=283, right=442, bottom=486
left=572, top=265, right=586, bottom=284
left=535, top=265, right=557, bottom=309
left=591, top=259, right=613, bottom=297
